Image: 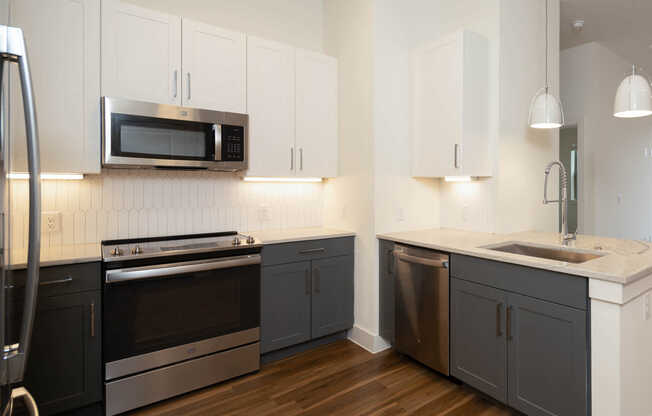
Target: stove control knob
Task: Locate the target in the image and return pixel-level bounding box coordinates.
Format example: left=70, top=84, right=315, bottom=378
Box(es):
left=131, top=246, right=143, bottom=255
left=232, top=237, right=242, bottom=246
left=110, top=247, right=123, bottom=256
left=246, top=235, right=256, bottom=244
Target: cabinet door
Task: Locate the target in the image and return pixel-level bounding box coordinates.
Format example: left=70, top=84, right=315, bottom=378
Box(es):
left=23, top=291, right=101, bottom=415
left=379, top=240, right=395, bottom=344
left=182, top=19, right=246, bottom=113
left=295, top=49, right=338, bottom=178
left=311, top=255, right=353, bottom=339
left=9, top=0, right=101, bottom=173
left=507, top=293, right=587, bottom=416
left=101, top=0, right=181, bottom=105
left=246, top=36, right=295, bottom=177
left=450, top=278, right=507, bottom=402
left=261, top=262, right=311, bottom=353
left=411, top=32, right=460, bottom=178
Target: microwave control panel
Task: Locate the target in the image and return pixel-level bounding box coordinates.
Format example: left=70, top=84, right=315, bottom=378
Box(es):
left=220, top=125, right=245, bottom=161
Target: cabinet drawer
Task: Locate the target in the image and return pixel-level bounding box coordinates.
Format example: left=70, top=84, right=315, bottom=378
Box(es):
left=450, top=254, right=587, bottom=310
left=262, top=237, right=354, bottom=266
left=8, top=262, right=101, bottom=297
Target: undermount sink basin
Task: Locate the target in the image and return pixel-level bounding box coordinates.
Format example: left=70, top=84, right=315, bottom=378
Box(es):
left=484, top=242, right=604, bottom=264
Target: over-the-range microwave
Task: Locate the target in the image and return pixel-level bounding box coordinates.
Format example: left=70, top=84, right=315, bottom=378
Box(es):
left=101, top=97, right=248, bottom=171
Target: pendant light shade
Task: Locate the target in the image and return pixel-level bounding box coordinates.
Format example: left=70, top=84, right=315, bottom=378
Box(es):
left=529, top=87, right=565, bottom=129
left=528, top=0, right=565, bottom=130
left=613, top=66, right=652, bottom=118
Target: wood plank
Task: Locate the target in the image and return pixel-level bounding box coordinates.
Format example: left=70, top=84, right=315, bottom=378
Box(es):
left=128, top=340, right=518, bottom=416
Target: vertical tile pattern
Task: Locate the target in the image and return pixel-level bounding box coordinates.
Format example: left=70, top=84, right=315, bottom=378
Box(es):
left=9, top=169, right=324, bottom=248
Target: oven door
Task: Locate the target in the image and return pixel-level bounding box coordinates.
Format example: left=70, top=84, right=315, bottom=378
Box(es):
left=103, top=254, right=260, bottom=380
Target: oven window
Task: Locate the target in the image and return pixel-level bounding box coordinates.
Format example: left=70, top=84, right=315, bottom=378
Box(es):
left=103, top=263, right=260, bottom=363
left=111, top=113, right=214, bottom=161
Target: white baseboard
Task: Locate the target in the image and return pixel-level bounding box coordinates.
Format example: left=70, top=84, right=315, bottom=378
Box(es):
left=347, top=325, right=391, bottom=353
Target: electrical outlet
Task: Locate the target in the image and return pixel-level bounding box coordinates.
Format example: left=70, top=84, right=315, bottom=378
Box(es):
left=42, top=211, right=61, bottom=233
left=645, top=294, right=650, bottom=321
left=257, top=204, right=271, bottom=222
left=396, top=207, right=405, bottom=222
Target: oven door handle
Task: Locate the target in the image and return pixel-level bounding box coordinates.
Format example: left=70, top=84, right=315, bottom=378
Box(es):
left=105, top=255, right=261, bottom=284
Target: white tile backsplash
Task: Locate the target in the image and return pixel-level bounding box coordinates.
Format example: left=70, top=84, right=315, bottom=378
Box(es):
left=9, top=169, right=324, bottom=249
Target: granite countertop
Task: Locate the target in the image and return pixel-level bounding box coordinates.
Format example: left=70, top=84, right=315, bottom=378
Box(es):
left=377, top=228, right=652, bottom=285
left=248, top=227, right=355, bottom=244
left=8, top=243, right=102, bottom=270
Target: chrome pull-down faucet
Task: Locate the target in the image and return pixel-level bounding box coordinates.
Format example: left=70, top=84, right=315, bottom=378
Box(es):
left=543, top=161, right=576, bottom=246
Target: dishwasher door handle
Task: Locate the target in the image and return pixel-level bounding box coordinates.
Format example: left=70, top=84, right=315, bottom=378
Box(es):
left=394, top=251, right=449, bottom=269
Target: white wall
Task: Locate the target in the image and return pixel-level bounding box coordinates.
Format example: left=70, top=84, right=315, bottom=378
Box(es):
left=323, top=0, right=382, bottom=350
left=125, top=0, right=324, bottom=51
left=561, top=42, right=652, bottom=241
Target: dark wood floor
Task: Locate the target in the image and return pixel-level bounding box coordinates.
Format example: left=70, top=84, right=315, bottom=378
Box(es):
left=129, top=340, right=518, bottom=416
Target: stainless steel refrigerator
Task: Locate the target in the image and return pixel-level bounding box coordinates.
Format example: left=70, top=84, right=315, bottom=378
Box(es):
left=0, top=1, right=42, bottom=414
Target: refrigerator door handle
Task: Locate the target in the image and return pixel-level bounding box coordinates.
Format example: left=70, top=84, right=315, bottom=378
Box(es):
left=2, top=387, right=40, bottom=416
left=0, top=25, right=41, bottom=384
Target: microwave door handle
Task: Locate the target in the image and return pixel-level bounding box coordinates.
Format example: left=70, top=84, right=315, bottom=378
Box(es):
left=0, top=25, right=42, bottom=383
left=213, top=124, right=222, bottom=161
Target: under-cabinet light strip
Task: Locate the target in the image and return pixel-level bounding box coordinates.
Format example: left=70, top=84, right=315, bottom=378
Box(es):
left=7, top=172, right=84, bottom=180
left=243, top=177, right=323, bottom=183
left=444, top=176, right=473, bottom=182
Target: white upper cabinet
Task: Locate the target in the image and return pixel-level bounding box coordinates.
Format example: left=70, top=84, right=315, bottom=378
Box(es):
left=295, top=49, right=338, bottom=178
left=9, top=0, right=101, bottom=173
left=182, top=19, right=246, bottom=113
left=101, top=0, right=181, bottom=105
left=411, top=30, right=490, bottom=178
left=246, top=37, right=295, bottom=177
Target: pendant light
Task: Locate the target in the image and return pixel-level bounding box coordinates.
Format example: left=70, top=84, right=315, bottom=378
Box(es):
left=528, top=0, right=565, bottom=129
left=613, top=65, right=652, bottom=118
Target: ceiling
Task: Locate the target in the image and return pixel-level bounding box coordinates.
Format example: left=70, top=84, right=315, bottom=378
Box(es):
left=560, top=0, right=652, bottom=69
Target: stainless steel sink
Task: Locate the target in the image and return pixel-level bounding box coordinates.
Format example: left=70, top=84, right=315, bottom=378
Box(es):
left=483, top=242, right=604, bottom=264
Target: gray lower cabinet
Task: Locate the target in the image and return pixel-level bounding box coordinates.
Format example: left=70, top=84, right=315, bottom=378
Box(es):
left=24, top=291, right=101, bottom=415
left=261, top=237, right=354, bottom=354
left=7, top=262, right=102, bottom=416
left=379, top=240, right=395, bottom=343
left=508, top=292, right=587, bottom=416
left=261, top=262, right=312, bottom=353
left=450, top=278, right=507, bottom=402
left=311, top=255, right=354, bottom=338
left=451, top=275, right=588, bottom=416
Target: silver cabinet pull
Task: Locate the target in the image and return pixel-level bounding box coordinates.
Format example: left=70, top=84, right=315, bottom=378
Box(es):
left=290, top=147, right=294, bottom=170
left=40, top=276, right=72, bottom=286
left=172, top=69, right=178, bottom=98
left=506, top=306, right=513, bottom=341
left=299, top=248, right=325, bottom=255
left=305, top=269, right=310, bottom=295
left=299, top=148, right=303, bottom=170
left=314, top=268, right=320, bottom=294
left=186, top=72, right=191, bottom=100
left=394, top=251, right=449, bottom=269
left=454, top=143, right=461, bottom=169
left=0, top=25, right=42, bottom=383
left=90, top=302, right=95, bottom=337
left=496, top=303, right=503, bottom=337
left=106, top=255, right=261, bottom=284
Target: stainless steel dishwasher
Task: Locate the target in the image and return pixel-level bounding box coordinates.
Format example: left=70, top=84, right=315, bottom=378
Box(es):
left=393, top=244, right=450, bottom=375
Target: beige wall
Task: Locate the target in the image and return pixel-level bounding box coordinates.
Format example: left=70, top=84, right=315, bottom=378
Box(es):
left=561, top=42, right=652, bottom=241
left=124, top=0, right=325, bottom=51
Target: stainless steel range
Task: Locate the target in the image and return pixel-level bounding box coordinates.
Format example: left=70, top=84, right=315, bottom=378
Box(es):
left=101, top=232, right=262, bottom=416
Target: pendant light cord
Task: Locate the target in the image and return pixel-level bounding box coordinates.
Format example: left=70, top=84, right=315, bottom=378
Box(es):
left=545, top=0, right=549, bottom=91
